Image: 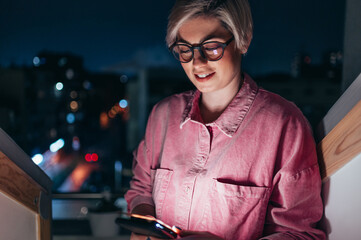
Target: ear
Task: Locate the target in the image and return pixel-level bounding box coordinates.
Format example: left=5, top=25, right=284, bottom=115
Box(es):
left=241, top=37, right=252, bottom=54
left=233, top=44, right=247, bottom=55
left=240, top=42, right=250, bottom=54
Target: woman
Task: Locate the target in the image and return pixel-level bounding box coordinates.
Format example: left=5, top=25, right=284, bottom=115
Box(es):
left=125, top=0, right=325, bottom=239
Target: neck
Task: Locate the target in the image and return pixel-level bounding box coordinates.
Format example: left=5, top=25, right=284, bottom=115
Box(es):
left=200, top=75, right=243, bottom=123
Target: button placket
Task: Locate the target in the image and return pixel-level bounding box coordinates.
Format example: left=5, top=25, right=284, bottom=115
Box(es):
left=197, top=126, right=210, bottom=165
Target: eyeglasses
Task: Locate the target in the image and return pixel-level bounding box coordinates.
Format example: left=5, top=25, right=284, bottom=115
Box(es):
left=170, top=36, right=234, bottom=63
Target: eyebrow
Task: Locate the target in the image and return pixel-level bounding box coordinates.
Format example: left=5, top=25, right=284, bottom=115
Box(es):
left=177, top=34, right=221, bottom=45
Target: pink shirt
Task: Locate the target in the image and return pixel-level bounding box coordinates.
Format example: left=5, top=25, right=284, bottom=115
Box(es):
left=125, top=74, right=325, bottom=239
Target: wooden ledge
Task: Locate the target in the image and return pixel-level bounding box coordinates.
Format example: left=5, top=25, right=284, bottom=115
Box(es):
left=318, top=100, right=361, bottom=180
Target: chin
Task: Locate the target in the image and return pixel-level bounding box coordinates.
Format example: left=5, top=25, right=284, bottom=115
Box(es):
left=190, top=81, right=213, bottom=93
left=195, top=86, right=216, bottom=93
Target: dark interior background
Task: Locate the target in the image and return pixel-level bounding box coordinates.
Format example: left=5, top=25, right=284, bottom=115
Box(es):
left=0, top=0, right=345, bottom=195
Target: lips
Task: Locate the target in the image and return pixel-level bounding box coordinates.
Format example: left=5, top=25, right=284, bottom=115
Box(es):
left=194, top=72, right=215, bottom=82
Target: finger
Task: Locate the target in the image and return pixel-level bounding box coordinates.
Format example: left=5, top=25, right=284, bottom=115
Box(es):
left=179, top=230, right=207, bottom=237
left=179, top=230, right=223, bottom=240
left=130, top=232, right=151, bottom=240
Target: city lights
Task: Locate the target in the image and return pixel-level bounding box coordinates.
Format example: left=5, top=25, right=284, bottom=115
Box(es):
left=119, top=99, right=128, bottom=108
left=72, top=136, right=80, bottom=151
left=83, top=80, right=92, bottom=90
left=66, top=113, right=75, bottom=124
left=66, top=68, right=75, bottom=80
left=33, top=56, right=46, bottom=66
left=3, top=51, right=130, bottom=195
left=100, top=112, right=110, bottom=128
left=32, top=153, right=44, bottom=165
left=58, top=57, right=67, bottom=67
left=120, top=75, right=128, bottom=83
left=70, top=101, right=79, bottom=111
left=115, top=161, right=123, bottom=172
left=105, top=101, right=130, bottom=121
left=50, top=138, right=65, bottom=152
left=55, top=82, right=64, bottom=91
left=33, top=56, right=40, bottom=66
left=70, top=91, right=78, bottom=99
left=85, top=153, right=98, bottom=162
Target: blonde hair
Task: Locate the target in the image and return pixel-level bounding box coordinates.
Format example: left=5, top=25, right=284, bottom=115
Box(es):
left=166, top=0, right=253, bottom=53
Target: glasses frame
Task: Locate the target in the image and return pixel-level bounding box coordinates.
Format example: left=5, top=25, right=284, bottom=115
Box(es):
left=170, top=36, right=234, bottom=63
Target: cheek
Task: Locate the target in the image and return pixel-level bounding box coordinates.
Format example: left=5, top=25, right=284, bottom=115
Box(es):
left=222, top=52, right=241, bottom=72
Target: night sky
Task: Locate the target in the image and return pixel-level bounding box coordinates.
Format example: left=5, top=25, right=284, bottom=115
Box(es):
left=0, top=0, right=345, bottom=76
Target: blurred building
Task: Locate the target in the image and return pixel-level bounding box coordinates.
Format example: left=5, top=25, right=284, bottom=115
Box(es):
left=0, top=51, right=129, bottom=194
left=291, top=50, right=342, bottom=79
left=0, top=68, right=27, bottom=138
left=257, top=50, right=343, bottom=131
left=103, top=47, right=192, bottom=152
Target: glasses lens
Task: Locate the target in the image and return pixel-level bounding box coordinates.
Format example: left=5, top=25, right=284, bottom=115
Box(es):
left=202, top=42, right=224, bottom=61
left=173, top=44, right=192, bottom=62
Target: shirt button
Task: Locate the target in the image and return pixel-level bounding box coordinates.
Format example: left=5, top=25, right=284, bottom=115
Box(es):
left=185, top=186, right=190, bottom=193
left=202, top=130, right=208, bottom=136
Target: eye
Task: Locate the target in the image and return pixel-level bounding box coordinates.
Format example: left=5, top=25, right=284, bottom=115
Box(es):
left=202, top=44, right=222, bottom=58
left=180, top=49, right=191, bottom=54
left=176, top=45, right=191, bottom=54
left=203, top=42, right=222, bottom=51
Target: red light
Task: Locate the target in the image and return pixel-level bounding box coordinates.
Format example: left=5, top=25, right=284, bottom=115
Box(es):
left=85, top=153, right=92, bottom=162
left=304, top=56, right=311, bottom=64
left=91, top=153, right=98, bottom=162
left=85, top=153, right=99, bottom=162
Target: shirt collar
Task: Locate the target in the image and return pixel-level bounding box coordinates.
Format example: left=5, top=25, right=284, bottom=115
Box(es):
left=180, top=73, right=259, bottom=137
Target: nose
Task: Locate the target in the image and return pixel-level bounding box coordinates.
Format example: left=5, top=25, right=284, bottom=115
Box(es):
left=192, top=48, right=207, bottom=66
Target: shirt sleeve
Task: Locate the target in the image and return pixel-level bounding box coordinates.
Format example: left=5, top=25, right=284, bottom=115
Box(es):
left=261, top=114, right=326, bottom=239
left=124, top=107, right=157, bottom=213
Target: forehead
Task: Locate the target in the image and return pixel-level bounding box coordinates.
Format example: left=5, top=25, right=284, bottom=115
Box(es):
left=177, top=16, right=230, bottom=44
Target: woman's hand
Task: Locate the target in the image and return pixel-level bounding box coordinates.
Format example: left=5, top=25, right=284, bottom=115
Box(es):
left=129, top=204, right=160, bottom=240
left=131, top=231, right=223, bottom=240
left=130, top=232, right=147, bottom=240
left=179, top=230, right=223, bottom=240
left=130, top=232, right=165, bottom=240
left=131, top=204, right=156, bottom=216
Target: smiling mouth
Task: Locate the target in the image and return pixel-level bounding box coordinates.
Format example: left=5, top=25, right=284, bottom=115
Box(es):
left=194, top=72, right=215, bottom=81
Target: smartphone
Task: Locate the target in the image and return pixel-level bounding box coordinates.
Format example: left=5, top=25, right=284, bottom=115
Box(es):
left=115, top=213, right=180, bottom=239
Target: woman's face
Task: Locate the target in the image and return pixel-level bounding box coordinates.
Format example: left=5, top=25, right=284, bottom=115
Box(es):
left=177, top=16, right=242, bottom=95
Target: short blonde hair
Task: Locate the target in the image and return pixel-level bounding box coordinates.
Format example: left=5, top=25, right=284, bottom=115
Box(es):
left=166, top=0, right=253, bottom=53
